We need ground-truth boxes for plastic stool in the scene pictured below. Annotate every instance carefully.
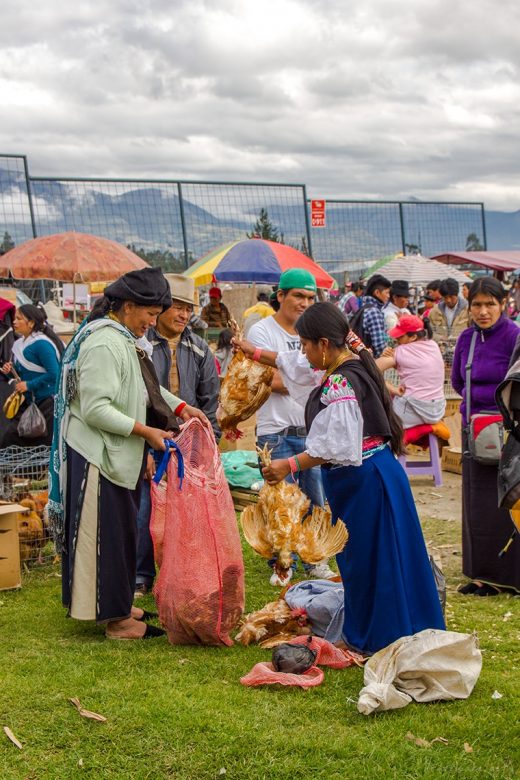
[398,432,443,487]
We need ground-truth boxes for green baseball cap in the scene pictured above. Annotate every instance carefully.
[278,268,317,292]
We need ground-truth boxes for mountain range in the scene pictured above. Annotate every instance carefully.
[1,165,519,273]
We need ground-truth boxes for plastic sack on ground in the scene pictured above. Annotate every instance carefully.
[151,418,245,646]
[220,450,263,489]
[357,629,482,715]
[240,636,364,688]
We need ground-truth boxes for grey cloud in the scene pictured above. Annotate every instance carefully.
[0,0,519,211]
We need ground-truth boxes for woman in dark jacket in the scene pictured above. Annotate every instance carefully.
[451,278,520,595]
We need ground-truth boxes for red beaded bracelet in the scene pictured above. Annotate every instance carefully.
[252,347,263,362]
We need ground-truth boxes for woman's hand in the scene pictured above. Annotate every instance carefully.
[179,404,207,423]
[381,346,394,358]
[144,452,155,480]
[143,426,175,451]
[262,458,291,485]
[231,337,255,357]
[15,381,28,393]
[0,361,12,375]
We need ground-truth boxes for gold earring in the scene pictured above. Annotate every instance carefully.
[322,351,326,368]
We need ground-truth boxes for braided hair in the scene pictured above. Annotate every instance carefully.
[295,302,403,455]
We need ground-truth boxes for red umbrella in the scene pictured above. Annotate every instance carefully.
[0,231,149,283]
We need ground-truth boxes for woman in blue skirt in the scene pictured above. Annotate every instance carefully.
[237,301,444,655]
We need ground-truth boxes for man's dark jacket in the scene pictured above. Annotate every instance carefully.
[147,325,220,438]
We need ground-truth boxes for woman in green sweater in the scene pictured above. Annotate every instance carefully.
[49,267,204,640]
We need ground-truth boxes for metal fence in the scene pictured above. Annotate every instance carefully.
[0,154,486,279]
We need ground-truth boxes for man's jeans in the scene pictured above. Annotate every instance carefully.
[257,432,325,572]
[135,480,155,588]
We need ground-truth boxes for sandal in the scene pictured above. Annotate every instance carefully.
[457,582,480,595]
[106,623,166,640]
[135,609,159,621]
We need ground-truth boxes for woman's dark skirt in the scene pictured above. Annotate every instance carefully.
[61,446,145,623]
[321,445,445,656]
[462,431,520,592]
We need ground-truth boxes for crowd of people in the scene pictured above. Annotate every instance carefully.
[0,263,518,652]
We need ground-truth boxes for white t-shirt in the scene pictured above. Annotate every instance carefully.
[248,317,307,435]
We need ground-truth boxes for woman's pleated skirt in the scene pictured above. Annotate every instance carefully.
[61,446,144,623]
[321,445,445,655]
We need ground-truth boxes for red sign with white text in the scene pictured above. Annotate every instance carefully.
[311,199,326,228]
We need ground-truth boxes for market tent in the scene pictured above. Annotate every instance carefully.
[363,254,471,285]
[432,251,520,273]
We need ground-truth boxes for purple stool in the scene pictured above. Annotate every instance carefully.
[398,432,443,487]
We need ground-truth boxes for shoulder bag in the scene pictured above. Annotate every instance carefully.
[464,331,504,465]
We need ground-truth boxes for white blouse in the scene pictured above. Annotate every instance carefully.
[276,351,364,466]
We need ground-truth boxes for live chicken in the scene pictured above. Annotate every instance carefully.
[240,444,349,580]
[217,349,274,439]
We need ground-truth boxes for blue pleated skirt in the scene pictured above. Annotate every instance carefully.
[321,445,445,655]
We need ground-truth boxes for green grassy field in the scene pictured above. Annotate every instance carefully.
[0,516,518,780]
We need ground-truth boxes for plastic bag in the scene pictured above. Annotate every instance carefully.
[220,450,263,489]
[272,640,317,673]
[429,555,446,615]
[17,400,47,438]
[357,628,482,715]
[151,418,245,646]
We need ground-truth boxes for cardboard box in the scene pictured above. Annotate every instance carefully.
[441,446,463,475]
[0,503,28,590]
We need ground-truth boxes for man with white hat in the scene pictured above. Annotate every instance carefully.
[134,273,220,597]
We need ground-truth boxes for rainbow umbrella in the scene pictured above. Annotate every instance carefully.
[184,239,335,289]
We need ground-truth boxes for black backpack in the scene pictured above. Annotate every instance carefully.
[348,303,373,349]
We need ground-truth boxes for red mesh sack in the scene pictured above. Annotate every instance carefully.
[285,636,365,668]
[150,418,245,646]
[240,636,364,688]
[240,663,324,688]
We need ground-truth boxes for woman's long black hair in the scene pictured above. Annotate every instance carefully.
[18,304,65,355]
[295,301,403,455]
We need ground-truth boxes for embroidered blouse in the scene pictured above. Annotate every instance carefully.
[276,352,368,466]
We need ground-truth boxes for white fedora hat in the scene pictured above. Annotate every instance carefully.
[164,274,196,307]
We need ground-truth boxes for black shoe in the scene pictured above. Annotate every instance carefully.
[136,609,159,621]
[457,582,480,595]
[142,624,166,638]
[474,584,500,597]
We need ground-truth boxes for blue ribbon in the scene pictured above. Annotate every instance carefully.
[152,439,184,488]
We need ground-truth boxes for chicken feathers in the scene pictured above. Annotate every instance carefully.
[240,444,349,578]
[217,350,274,439]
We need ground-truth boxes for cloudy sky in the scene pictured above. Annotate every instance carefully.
[1,0,519,210]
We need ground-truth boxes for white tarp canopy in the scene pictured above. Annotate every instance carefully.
[363,254,471,285]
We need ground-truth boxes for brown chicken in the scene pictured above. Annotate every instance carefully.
[17,498,45,562]
[217,349,274,439]
[235,599,310,647]
[240,444,349,580]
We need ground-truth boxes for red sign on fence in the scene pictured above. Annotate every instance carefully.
[311,199,326,228]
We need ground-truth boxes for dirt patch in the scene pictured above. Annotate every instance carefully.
[409,470,462,523]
